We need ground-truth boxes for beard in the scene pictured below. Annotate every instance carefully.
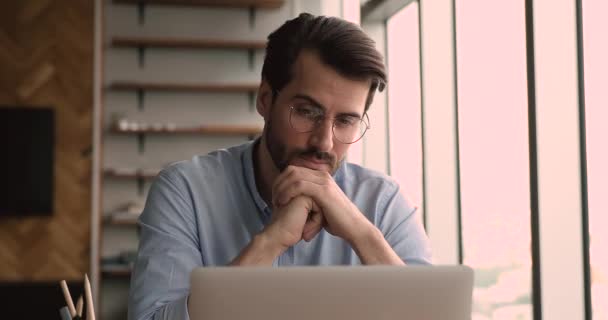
[264,116,342,174]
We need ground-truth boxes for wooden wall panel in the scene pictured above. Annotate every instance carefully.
[0,0,93,281]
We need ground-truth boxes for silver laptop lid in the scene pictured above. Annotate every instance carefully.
[189,265,473,320]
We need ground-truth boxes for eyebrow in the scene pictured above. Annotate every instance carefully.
[292,94,362,119]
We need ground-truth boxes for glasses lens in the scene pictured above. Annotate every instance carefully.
[290,106,369,143]
[333,118,368,144]
[290,106,316,132]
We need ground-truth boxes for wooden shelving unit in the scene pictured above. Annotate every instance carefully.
[112,37,266,50]
[113,0,284,9]
[97,0,285,317]
[109,81,259,93]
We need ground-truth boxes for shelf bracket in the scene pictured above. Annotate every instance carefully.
[137,132,146,154]
[137,175,145,196]
[138,2,146,25]
[137,89,145,111]
[138,46,146,69]
[248,92,256,111]
[248,49,255,70]
[248,7,256,29]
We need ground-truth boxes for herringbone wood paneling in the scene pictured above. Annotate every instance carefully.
[0,0,93,281]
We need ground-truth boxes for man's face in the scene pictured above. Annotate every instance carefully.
[260,50,371,175]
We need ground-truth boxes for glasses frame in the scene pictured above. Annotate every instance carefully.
[288,106,371,144]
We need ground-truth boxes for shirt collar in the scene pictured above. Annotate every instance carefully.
[242,138,271,223]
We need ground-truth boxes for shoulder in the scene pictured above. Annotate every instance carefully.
[339,162,399,195]
[158,143,247,186]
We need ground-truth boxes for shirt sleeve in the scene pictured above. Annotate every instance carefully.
[128,170,201,320]
[379,183,433,265]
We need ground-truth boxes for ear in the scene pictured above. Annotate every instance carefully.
[256,80,273,119]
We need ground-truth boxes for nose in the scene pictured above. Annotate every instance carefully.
[308,119,334,152]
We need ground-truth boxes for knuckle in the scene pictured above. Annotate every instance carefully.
[293,179,304,189]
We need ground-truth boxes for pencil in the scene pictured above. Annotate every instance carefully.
[84,274,96,320]
[60,280,77,317]
[76,295,84,317]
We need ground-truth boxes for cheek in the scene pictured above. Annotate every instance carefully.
[272,121,298,145]
[333,144,349,160]
[276,123,308,149]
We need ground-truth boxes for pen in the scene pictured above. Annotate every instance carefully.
[76,295,84,318]
[59,306,72,320]
[84,274,96,320]
[60,280,77,317]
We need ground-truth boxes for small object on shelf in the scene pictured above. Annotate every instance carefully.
[110,121,262,135]
[117,120,177,131]
[101,251,136,277]
[124,200,145,214]
[106,201,144,225]
[102,250,138,267]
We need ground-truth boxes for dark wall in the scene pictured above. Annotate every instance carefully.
[0,0,93,280]
[0,281,85,318]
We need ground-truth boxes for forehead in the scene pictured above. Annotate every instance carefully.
[281,50,371,116]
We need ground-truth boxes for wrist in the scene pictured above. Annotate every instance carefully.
[230,226,288,266]
[348,221,404,265]
[259,225,290,256]
[348,219,380,249]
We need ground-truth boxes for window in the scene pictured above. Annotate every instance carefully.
[582,0,608,318]
[386,2,424,217]
[455,1,532,319]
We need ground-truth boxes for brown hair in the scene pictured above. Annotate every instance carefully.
[262,13,387,112]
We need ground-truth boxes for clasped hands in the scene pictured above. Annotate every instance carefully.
[265,165,371,250]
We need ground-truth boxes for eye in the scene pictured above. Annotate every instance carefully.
[335,116,357,127]
[294,105,320,119]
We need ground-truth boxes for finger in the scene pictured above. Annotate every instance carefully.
[303,210,323,233]
[303,224,323,242]
[275,166,326,191]
[274,179,326,208]
[302,212,324,241]
[290,165,327,177]
[271,166,298,207]
[273,168,326,206]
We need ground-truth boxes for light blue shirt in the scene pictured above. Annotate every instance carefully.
[128,140,432,320]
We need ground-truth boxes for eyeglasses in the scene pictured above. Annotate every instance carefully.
[289,105,370,144]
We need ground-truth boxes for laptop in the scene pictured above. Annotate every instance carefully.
[188,265,474,320]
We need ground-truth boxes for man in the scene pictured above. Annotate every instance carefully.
[129,13,431,320]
